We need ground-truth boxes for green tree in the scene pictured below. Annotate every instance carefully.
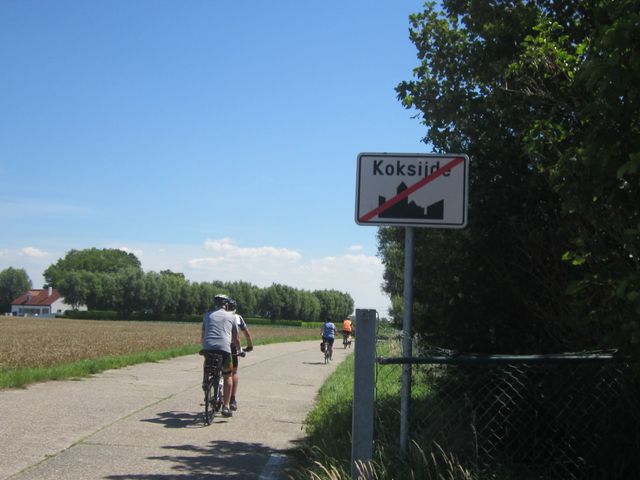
[386,0,639,356]
[226,280,259,316]
[261,284,285,321]
[113,269,145,317]
[299,290,321,322]
[314,289,354,322]
[57,271,92,310]
[0,267,32,312]
[44,248,142,287]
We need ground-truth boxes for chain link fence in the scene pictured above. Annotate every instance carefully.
[374,338,639,480]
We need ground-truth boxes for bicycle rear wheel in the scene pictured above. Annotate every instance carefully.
[213,373,223,412]
[204,378,215,425]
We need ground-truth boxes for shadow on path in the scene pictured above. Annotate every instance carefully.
[104,440,301,479]
[141,411,204,429]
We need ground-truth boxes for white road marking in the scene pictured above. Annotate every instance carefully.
[259,453,288,480]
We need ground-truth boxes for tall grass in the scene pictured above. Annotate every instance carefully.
[289,340,476,480]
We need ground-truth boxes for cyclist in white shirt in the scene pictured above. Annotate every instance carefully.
[228,299,254,411]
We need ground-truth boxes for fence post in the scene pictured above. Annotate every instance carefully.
[400,227,414,455]
[351,308,377,480]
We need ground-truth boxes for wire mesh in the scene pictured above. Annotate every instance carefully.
[374,338,639,480]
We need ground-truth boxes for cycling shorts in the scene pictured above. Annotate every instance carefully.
[202,349,232,375]
[231,344,240,370]
[322,336,335,346]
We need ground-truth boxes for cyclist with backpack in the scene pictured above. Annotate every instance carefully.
[321,318,336,361]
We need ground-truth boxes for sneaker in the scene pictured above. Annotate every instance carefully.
[230,399,238,411]
[221,406,232,418]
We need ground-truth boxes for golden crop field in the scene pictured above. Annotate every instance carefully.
[0,315,314,369]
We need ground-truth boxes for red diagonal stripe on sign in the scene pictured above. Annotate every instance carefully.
[359,156,464,222]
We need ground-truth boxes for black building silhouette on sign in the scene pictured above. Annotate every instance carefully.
[378,182,444,220]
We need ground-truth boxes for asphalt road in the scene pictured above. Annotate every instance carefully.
[0,340,351,479]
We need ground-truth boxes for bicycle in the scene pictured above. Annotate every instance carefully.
[200,350,224,425]
[200,348,249,425]
[321,340,333,364]
[342,332,352,349]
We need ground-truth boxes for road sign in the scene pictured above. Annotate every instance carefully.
[355,152,469,228]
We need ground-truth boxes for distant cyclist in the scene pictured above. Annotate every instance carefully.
[321,318,336,360]
[201,294,239,418]
[342,317,353,347]
[228,298,254,411]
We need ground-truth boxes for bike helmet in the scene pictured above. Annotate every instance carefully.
[213,294,230,309]
[227,299,237,311]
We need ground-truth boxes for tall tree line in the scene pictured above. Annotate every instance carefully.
[40,248,353,321]
[380,0,639,366]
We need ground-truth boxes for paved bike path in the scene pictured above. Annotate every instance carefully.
[0,340,351,479]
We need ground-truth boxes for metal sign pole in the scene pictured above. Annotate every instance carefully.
[400,226,414,455]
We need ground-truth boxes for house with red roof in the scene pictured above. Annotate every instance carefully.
[10,287,85,317]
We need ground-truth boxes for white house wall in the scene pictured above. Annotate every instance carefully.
[51,298,86,314]
[10,298,87,317]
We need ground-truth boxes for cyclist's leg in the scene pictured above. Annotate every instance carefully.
[230,345,239,410]
[328,337,334,359]
[220,352,233,416]
[321,336,329,362]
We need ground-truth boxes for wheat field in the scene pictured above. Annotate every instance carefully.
[0,315,315,369]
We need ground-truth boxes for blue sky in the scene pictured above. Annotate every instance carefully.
[0,1,428,316]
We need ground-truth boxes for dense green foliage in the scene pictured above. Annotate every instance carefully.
[40,248,354,321]
[0,267,32,313]
[44,248,142,283]
[380,0,640,364]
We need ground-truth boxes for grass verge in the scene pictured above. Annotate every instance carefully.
[289,338,475,480]
[0,345,200,389]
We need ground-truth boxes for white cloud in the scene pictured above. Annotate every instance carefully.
[0,238,391,317]
[118,246,144,257]
[182,240,388,313]
[19,247,48,258]
[187,257,228,269]
[183,238,390,314]
[204,237,301,261]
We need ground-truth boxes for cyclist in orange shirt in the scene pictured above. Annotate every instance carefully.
[342,317,353,348]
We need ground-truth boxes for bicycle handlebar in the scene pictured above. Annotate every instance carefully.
[238,346,253,357]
